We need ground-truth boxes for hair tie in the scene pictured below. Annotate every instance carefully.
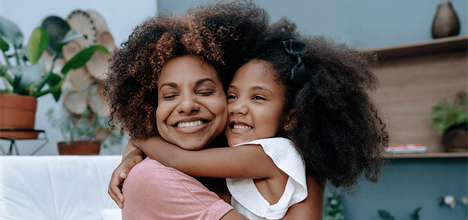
[283,39,309,85]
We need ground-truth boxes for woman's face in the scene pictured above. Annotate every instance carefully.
[156,55,228,150]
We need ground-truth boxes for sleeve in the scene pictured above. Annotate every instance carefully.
[122,157,233,220]
[226,137,307,219]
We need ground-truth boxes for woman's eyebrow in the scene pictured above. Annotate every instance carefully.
[159,82,177,91]
[196,78,216,85]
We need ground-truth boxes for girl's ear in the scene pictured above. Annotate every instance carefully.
[283,109,296,131]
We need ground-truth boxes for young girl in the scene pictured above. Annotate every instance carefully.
[128,16,389,219]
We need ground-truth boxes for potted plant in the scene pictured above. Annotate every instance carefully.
[46,105,121,155]
[0,16,108,139]
[323,192,346,220]
[429,91,468,152]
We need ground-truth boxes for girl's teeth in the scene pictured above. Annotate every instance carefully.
[177,121,204,128]
[233,125,252,130]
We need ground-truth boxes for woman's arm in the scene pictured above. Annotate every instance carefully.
[132,136,281,179]
[281,175,326,220]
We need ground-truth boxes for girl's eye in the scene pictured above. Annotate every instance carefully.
[227,94,237,100]
[252,95,266,101]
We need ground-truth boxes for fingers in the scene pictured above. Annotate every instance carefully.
[108,186,123,209]
[108,167,125,209]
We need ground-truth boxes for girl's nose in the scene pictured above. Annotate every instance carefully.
[229,99,248,115]
[176,94,200,114]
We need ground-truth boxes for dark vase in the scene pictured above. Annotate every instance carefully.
[442,122,467,152]
[432,1,460,39]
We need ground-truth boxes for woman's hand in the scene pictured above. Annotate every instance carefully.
[108,144,145,209]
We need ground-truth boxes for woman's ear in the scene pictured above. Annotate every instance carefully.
[283,109,296,131]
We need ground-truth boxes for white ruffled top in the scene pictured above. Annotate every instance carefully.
[226,137,307,220]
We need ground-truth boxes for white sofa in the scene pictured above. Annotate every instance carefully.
[0,156,122,220]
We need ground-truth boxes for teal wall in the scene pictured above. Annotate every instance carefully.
[158,0,467,49]
[333,158,468,219]
[158,1,468,219]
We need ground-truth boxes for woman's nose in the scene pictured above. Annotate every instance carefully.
[229,99,248,115]
[176,94,200,114]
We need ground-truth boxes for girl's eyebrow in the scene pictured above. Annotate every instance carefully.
[229,85,273,94]
[251,86,273,94]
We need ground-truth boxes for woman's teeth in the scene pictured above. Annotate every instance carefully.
[233,125,252,130]
[177,120,204,128]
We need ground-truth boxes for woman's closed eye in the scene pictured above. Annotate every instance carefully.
[162,93,178,100]
[196,89,216,96]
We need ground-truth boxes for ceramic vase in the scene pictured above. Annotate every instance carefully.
[432,1,460,39]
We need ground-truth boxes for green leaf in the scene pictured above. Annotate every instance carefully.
[27,27,49,64]
[10,63,44,93]
[61,45,109,74]
[47,73,62,101]
[56,30,82,54]
[0,38,9,52]
[0,16,24,50]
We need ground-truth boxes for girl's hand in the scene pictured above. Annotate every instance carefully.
[108,147,145,208]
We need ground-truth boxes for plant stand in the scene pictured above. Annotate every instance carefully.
[0,129,48,155]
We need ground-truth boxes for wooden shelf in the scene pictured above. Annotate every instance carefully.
[385,152,468,159]
[360,35,467,59]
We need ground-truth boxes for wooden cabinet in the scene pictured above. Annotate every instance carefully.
[360,36,468,158]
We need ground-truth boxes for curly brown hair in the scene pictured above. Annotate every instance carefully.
[224,17,390,189]
[104,0,268,138]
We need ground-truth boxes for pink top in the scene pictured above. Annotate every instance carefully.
[122,157,233,220]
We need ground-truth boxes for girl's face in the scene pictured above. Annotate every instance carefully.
[225,59,288,147]
[156,55,228,150]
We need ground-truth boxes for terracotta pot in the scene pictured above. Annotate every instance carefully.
[442,122,467,152]
[58,141,101,155]
[432,1,460,39]
[0,93,38,139]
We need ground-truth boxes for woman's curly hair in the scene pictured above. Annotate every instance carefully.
[226,17,390,189]
[104,0,268,139]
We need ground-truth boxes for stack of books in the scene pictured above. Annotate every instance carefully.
[386,144,427,154]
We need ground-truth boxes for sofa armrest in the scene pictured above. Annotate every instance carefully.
[0,156,121,220]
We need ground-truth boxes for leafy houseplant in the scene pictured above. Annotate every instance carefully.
[0,16,108,138]
[430,91,468,152]
[46,106,121,155]
[430,91,468,135]
[377,207,422,220]
[0,16,108,99]
[323,192,346,220]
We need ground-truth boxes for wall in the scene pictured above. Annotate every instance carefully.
[158,0,467,48]
[329,158,468,220]
[0,0,158,155]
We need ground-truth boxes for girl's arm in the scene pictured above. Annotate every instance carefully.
[132,136,281,179]
[281,175,326,220]
[108,141,146,208]
[122,140,142,160]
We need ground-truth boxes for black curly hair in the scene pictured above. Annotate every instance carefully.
[225,17,390,189]
[104,0,268,139]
